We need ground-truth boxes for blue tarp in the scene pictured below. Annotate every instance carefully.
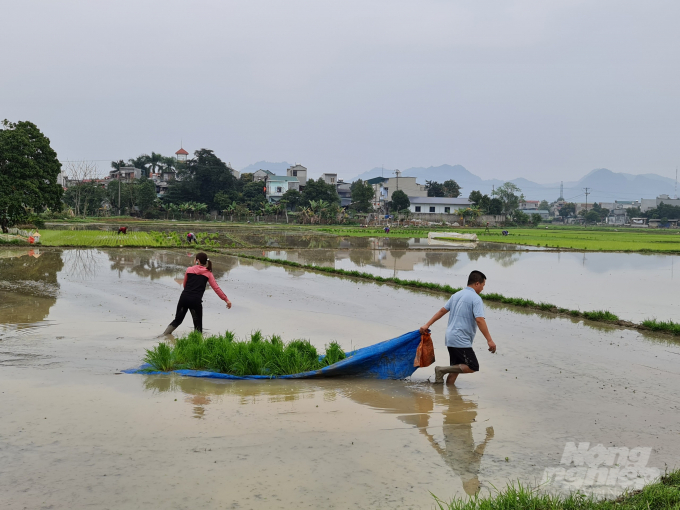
[123,330,422,380]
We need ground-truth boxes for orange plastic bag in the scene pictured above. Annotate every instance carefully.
[414,330,435,368]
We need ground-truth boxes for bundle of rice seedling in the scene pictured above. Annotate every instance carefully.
[143,331,346,376]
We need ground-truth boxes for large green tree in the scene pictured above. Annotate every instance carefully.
[559,202,576,217]
[242,180,267,210]
[426,180,445,197]
[495,182,524,214]
[164,149,238,210]
[0,120,63,232]
[350,179,374,212]
[443,179,461,198]
[301,178,340,207]
[390,190,410,212]
[135,177,158,216]
[280,188,302,210]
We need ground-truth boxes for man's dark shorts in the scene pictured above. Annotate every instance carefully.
[447,347,479,372]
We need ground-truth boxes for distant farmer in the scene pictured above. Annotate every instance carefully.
[419,270,496,385]
[384,226,390,234]
[117,226,127,235]
[502,230,509,236]
[484,222,490,233]
[163,252,231,335]
[187,232,197,244]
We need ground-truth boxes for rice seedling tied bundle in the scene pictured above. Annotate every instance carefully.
[144,330,346,376]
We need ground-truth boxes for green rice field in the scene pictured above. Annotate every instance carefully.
[39,230,175,247]
[468,228,680,252]
[38,230,219,248]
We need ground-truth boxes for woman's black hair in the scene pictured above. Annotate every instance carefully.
[195,252,212,272]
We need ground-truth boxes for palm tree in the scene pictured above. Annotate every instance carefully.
[179,202,190,219]
[194,202,208,220]
[128,154,151,177]
[147,152,163,177]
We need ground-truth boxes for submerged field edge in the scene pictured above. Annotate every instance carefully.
[432,469,680,510]
[226,252,680,337]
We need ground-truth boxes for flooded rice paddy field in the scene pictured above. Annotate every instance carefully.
[247,247,680,323]
[1,247,680,509]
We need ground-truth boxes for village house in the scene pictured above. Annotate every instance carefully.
[336,180,352,208]
[641,195,680,212]
[321,173,337,185]
[266,175,300,203]
[253,169,275,182]
[606,208,627,225]
[407,197,472,214]
[519,200,540,210]
[367,173,428,210]
[287,164,308,187]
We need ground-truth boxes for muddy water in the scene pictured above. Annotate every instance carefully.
[247,248,680,322]
[1,248,679,509]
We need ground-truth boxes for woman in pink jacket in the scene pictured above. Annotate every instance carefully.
[163,252,232,335]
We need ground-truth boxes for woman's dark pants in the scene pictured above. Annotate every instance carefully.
[170,294,203,332]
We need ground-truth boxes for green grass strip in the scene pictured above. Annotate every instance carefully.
[144,330,346,376]
[432,469,680,509]
[228,253,680,337]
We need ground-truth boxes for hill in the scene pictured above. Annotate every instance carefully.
[349,165,676,202]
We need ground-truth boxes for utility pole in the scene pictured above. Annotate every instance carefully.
[491,185,495,197]
[560,181,564,201]
[118,168,121,216]
[583,187,590,215]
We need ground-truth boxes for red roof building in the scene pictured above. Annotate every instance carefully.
[175,147,188,162]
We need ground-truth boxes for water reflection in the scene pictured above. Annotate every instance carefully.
[106,250,237,280]
[142,375,319,418]
[247,247,520,272]
[0,249,62,327]
[343,382,493,496]
[140,375,492,493]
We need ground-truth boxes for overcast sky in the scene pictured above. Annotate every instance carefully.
[2,0,679,181]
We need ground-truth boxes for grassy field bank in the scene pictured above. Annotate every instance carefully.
[434,469,680,510]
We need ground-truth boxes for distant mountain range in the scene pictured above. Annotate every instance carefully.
[348,165,678,202]
[241,161,677,202]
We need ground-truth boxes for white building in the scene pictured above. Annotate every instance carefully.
[519,200,540,210]
[287,165,308,186]
[518,209,550,219]
[321,173,337,185]
[408,197,472,214]
[641,195,680,212]
[266,176,300,203]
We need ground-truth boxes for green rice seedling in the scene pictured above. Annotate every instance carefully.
[143,332,346,376]
[558,308,569,313]
[144,342,175,372]
[538,302,555,311]
[642,319,680,335]
[582,310,619,322]
[323,341,346,366]
[570,310,581,316]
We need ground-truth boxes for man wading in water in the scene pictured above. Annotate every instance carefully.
[419,270,496,384]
